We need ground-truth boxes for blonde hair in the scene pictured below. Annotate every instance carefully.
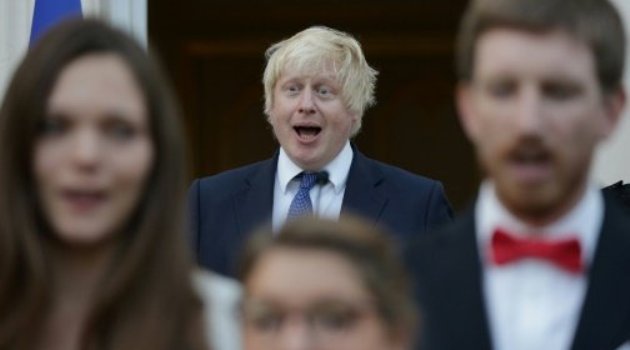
[263,26,378,135]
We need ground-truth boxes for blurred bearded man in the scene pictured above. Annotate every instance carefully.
[406,0,630,349]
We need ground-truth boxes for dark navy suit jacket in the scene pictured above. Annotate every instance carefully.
[188,148,453,277]
[405,191,630,350]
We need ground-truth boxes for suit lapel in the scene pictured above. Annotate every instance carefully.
[571,194,630,350]
[428,210,493,349]
[234,156,277,238]
[342,149,388,222]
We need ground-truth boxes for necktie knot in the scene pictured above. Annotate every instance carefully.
[491,228,583,274]
[298,172,318,190]
[287,172,320,219]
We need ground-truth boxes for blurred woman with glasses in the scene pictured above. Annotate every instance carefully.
[238,216,417,350]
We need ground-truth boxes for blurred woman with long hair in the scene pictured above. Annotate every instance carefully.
[0,19,212,350]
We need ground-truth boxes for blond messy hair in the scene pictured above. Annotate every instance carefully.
[263,26,378,136]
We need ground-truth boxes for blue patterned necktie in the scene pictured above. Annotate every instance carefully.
[287,172,319,219]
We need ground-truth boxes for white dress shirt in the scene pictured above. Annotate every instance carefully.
[193,269,242,350]
[475,181,604,350]
[272,141,353,231]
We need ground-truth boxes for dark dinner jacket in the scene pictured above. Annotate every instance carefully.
[188,148,453,277]
[405,191,630,350]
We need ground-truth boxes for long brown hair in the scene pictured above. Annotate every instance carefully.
[0,19,206,350]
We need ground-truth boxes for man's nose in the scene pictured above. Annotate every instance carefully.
[514,87,545,135]
[297,88,316,115]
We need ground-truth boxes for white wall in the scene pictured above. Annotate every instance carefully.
[593,0,630,185]
[0,0,146,101]
[0,0,35,100]
[82,0,147,47]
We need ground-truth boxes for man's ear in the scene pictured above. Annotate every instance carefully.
[456,82,479,142]
[265,108,273,125]
[599,86,626,140]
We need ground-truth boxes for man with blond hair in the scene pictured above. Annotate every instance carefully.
[189,26,452,277]
[406,0,630,349]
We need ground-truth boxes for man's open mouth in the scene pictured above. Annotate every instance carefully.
[510,146,551,165]
[293,126,322,140]
[294,126,322,137]
[507,144,554,183]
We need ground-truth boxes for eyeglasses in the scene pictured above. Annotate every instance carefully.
[240,297,377,343]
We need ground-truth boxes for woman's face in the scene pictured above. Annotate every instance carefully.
[34,53,153,247]
[242,247,405,350]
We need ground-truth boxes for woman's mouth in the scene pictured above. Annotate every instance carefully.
[62,189,107,212]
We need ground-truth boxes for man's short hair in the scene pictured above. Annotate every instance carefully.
[457,0,626,93]
[263,26,378,135]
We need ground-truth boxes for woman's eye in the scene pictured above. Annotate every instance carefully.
[246,311,284,332]
[310,306,359,332]
[39,117,68,137]
[104,121,138,141]
[256,314,282,332]
[487,81,516,98]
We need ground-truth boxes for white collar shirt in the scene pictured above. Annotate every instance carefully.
[475,180,603,350]
[272,141,353,231]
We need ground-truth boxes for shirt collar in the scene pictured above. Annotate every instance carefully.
[476,180,604,267]
[277,141,353,194]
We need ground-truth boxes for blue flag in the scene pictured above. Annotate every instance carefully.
[30,0,82,46]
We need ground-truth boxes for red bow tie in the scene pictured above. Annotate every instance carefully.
[491,228,583,273]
